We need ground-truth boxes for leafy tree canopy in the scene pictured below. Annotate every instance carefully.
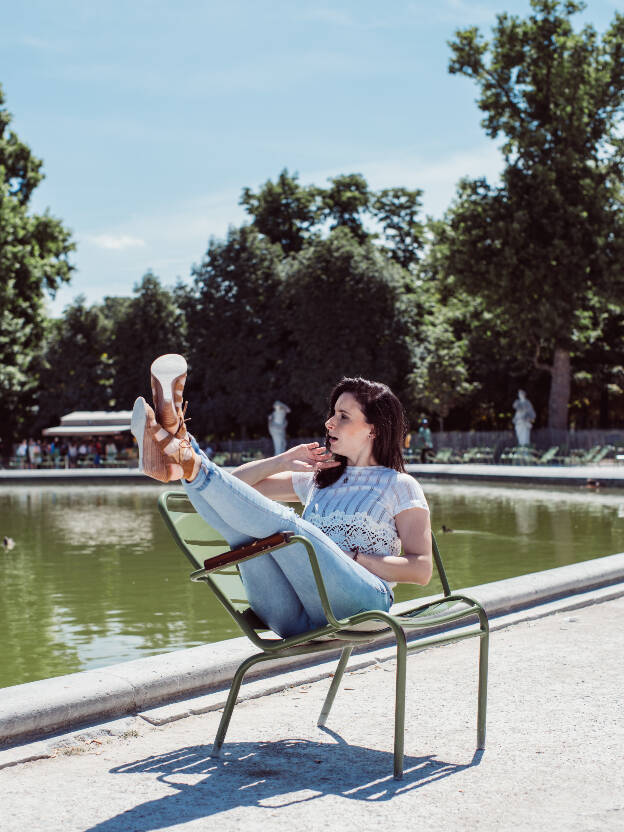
[36,297,112,433]
[109,272,188,411]
[181,226,287,437]
[281,227,415,420]
[320,173,371,244]
[371,187,424,270]
[440,0,624,427]
[239,169,321,255]
[0,84,74,440]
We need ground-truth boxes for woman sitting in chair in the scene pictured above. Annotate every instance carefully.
[132,355,433,637]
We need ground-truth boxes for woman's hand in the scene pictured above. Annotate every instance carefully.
[282,442,341,473]
[231,441,339,501]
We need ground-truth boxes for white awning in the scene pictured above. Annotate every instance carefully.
[42,410,132,436]
[42,424,131,436]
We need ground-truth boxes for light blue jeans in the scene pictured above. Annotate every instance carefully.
[182,447,393,637]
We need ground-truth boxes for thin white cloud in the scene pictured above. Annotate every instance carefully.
[298,5,406,31]
[47,145,504,316]
[300,143,504,218]
[87,234,146,251]
[52,47,381,98]
[20,35,67,51]
[302,8,355,26]
[407,0,501,26]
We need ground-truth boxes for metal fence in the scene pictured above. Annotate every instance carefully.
[432,428,624,454]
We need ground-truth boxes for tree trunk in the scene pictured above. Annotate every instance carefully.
[548,347,571,429]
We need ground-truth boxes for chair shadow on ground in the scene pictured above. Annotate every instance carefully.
[85,731,484,832]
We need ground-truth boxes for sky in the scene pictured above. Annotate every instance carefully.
[1,0,620,316]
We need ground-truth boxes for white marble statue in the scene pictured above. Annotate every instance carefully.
[268,400,290,456]
[513,389,536,446]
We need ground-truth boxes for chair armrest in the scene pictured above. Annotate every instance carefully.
[190,531,295,578]
[191,531,393,634]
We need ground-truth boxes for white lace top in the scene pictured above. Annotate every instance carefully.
[291,467,429,563]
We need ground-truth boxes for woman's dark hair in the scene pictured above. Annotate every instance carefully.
[315,377,407,488]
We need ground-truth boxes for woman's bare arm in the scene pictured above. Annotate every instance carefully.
[353,507,433,585]
[230,442,339,502]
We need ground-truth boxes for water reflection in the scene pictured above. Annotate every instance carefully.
[52,505,154,551]
[1,482,624,688]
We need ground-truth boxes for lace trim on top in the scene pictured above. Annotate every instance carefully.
[303,508,402,558]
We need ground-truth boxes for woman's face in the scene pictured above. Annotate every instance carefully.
[325,392,376,465]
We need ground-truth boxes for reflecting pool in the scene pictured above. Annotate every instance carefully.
[1,481,623,688]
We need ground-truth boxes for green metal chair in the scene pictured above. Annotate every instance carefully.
[158,490,489,780]
[536,445,566,466]
[431,447,463,464]
[499,445,541,465]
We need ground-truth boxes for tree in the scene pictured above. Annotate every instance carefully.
[108,272,188,411]
[36,297,112,431]
[0,85,74,439]
[181,226,286,438]
[568,300,624,428]
[371,187,425,270]
[444,0,624,428]
[281,227,414,422]
[320,174,371,244]
[239,169,321,255]
[405,279,481,431]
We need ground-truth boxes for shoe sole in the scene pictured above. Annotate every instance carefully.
[150,354,187,432]
[131,397,147,474]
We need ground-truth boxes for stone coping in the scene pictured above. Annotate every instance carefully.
[2,462,624,486]
[406,462,624,487]
[1,462,615,495]
[1,553,623,747]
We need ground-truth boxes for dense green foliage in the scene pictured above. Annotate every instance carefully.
[180,226,286,436]
[441,0,624,427]
[0,84,74,442]
[2,1,624,446]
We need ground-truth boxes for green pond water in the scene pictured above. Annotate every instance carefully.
[1,480,624,689]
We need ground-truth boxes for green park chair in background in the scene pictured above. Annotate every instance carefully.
[499,446,541,465]
[158,491,489,780]
[430,447,463,464]
[461,447,494,464]
[536,445,562,465]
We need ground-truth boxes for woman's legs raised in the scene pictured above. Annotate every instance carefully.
[132,363,393,637]
[183,449,392,637]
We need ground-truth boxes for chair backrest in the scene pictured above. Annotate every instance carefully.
[158,491,258,637]
[539,446,559,462]
[431,532,451,596]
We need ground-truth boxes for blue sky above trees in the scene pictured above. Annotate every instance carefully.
[1,0,618,315]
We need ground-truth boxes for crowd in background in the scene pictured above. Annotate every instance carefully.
[9,437,136,469]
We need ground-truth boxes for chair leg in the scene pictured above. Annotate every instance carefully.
[317,645,353,727]
[211,653,266,757]
[477,629,489,749]
[393,632,408,780]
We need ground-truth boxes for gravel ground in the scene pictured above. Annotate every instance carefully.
[2,597,623,832]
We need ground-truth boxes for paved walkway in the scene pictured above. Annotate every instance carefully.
[2,597,623,831]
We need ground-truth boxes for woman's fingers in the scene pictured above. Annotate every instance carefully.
[307,445,331,460]
[315,459,341,469]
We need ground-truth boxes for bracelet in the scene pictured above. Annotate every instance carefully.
[353,549,359,562]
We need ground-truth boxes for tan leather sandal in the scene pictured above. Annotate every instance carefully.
[150,354,188,438]
[131,396,199,482]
